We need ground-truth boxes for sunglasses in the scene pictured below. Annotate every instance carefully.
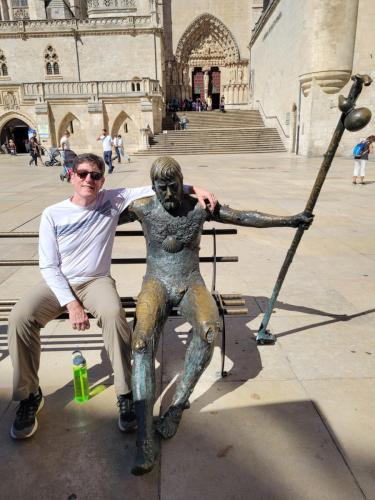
[76,170,103,181]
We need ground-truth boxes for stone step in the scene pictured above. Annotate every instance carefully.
[166,110,265,130]
[146,110,285,155]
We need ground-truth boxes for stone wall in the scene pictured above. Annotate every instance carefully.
[0,19,161,82]
[249,0,375,157]
[0,15,163,152]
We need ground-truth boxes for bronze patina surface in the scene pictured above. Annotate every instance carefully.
[119,156,312,475]
[257,74,372,345]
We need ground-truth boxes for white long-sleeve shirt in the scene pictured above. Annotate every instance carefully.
[39,186,153,306]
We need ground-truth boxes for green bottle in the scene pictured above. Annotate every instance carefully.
[72,350,90,403]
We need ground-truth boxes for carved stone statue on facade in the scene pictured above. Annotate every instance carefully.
[3,92,18,110]
[238,64,244,83]
[119,156,312,476]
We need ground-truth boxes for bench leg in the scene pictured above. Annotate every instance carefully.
[219,309,227,378]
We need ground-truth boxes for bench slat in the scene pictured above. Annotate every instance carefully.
[0,228,238,238]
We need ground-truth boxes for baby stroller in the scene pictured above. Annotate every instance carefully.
[44,147,62,167]
[59,149,77,182]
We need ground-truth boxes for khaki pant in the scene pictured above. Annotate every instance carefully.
[8,276,132,400]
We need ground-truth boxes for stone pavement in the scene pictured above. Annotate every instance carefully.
[0,152,374,500]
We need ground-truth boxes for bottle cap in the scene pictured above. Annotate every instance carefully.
[72,350,86,366]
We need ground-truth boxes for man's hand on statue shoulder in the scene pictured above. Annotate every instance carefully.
[291,211,314,230]
[190,185,217,212]
[66,299,90,331]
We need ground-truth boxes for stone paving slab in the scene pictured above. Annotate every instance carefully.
[0,153,374,498]
[273,314,375,380]
[0,387,159,500]
[160,380,363,500]
[302,378,375,499]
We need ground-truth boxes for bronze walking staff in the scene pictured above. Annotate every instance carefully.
[257,74,373,344]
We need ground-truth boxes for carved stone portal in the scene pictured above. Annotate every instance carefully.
[167,13,248,105]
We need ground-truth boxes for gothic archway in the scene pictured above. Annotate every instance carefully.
[111,110,138,150]
[168,14,248,106]
[0,111,37,153]
[57,112,83,149]
[175,13,240,67]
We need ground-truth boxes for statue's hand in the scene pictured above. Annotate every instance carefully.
[132,336,147,352]
[291,211,314,229]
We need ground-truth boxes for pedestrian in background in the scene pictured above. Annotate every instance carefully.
[8,139,16,155]
[29,134,43,167]
[352,135,375,184]
[97,129,114,174]
[59,130,71,166]
[220,95,225,113]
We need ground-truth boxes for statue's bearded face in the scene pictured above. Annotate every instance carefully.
[153,175,183,212]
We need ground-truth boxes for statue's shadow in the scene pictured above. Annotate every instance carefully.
[1,297,374,413]
[156,295,375,414]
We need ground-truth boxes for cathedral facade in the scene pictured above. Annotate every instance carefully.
[0,0,373,156]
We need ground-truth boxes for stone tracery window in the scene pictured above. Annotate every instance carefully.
[131,77,141,92]
[44,46,60,76]
[0,51,8,76]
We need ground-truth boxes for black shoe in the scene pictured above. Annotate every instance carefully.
[108,169,113,174]
[117,394,137,432]
[10,387,44,440]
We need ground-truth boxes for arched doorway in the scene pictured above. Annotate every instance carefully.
[58,112,83,150]
[192,66,221,109]
[111,110,138,150]
[1,118,30,153]
[169,13,248,107]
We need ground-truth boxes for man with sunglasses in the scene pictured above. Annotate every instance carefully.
[7,153,216,440]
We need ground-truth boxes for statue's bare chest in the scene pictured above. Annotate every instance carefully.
[142,205,206,253]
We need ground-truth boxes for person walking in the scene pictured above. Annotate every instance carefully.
[352,135,375,184]
[112,134,122,164]
[97,129,114,174]
[28,134,42,167]
[180,114,189,130]
[59,130,71,165]
[112,134,130,164]
[220,95,225,113]
[8,139,16,155]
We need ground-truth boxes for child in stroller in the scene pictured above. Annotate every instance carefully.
[44,147,62,167]
[59,149,77,182]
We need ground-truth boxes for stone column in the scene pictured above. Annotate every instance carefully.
[35,101,53,148]
[28,0,47,19]
[299,0,359,96]
[0,0,10,20]
[203,68,210,100]
[139,128,150,150]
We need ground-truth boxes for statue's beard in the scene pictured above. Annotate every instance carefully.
[162,199,180,211]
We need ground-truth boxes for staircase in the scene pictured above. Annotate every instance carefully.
[136,110,286,155]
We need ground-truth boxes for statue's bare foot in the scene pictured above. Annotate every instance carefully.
[131,438,158,476]
[156,405,184,440]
